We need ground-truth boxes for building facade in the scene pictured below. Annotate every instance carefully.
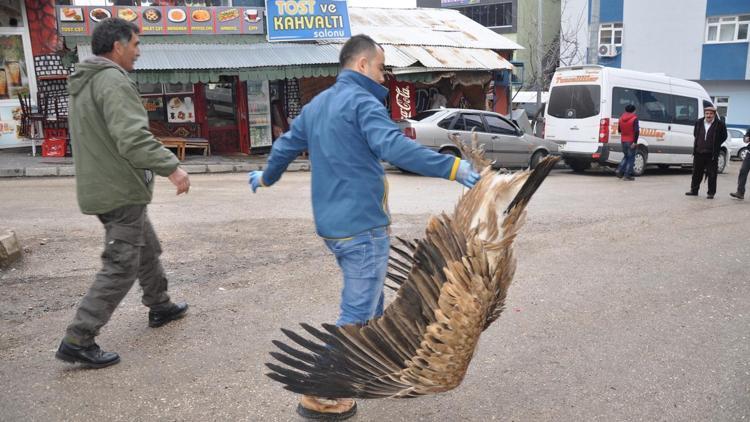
[562,0,750,128]
[417,0,562,91]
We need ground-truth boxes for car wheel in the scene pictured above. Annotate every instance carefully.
[529,150,548,169]
[566,159,590,173]
[717,150,727,174]
[439,147,460,158]
[633,149,647,177]
[740,148,748,161]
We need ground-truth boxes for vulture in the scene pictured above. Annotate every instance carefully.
[266,136,560,399]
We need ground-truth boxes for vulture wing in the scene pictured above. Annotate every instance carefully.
[266,144,559,399]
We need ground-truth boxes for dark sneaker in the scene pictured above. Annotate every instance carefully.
[55,341,120,369]
[297,396,357,421]
[148,301,188,328]
[685,191,698,196]
[615,171,623,178]
[707,194,715,199]
[730,192,744,200]
[624,176,635,181]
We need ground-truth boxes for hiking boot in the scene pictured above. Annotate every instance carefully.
[55,341,120,369]
[297,395,357,420]
[148,301,188,328]
[730,192,744,200]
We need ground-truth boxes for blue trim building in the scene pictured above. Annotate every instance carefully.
[564,0,750,128]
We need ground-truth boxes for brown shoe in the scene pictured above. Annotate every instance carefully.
[297,395,357,420]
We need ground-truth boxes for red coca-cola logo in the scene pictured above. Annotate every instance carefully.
[395,86,411,119]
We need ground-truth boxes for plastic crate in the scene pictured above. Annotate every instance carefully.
[42,137,66,157]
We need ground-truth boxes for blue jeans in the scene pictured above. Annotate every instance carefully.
[324,226,391,327]
[617,142,636,177]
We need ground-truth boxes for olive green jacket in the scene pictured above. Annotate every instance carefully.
[68,56,179,215]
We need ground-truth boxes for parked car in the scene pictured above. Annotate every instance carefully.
[396,108,560,169]
[726,127,748,161]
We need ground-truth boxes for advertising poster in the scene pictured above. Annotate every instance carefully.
[56,6,264,36]
[166,96,195,123]
[389,80,416,120]
[0,35,31,101]
[0,104,24,148]
[266,0,350,41]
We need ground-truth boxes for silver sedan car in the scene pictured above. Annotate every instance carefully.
[396,108,559,169]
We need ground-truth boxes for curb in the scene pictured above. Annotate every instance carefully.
[0,160,322,178]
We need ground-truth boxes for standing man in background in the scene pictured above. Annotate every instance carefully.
[616,104,639,181]
[686,105,727,199]
[56,18,190,369]
[730,128,750,200]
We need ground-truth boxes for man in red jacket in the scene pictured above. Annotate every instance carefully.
[616,104,640,180]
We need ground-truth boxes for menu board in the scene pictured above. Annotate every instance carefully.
[56,6,265,36]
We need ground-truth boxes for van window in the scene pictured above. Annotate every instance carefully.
[673,95,699,126]
[612,87,673,124]
[640,91,672,123]
[548,85,600,119]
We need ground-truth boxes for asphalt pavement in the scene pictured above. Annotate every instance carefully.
[0,163,748,421]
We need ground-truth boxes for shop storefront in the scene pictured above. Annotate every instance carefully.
[8,1,520,156]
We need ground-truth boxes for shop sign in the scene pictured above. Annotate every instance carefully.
[56,6,265,36]
[266,0,351,42]
[389,80,416,121]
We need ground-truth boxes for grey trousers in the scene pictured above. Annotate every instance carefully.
[65,204,171,346]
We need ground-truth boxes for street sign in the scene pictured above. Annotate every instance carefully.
[265,0,351,42]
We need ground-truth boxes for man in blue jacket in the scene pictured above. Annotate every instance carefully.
[248,34,479,420]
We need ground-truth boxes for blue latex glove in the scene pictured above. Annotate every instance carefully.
[248,171,265,193]
[455,160,480,189]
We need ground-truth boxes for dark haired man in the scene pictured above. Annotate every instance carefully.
[616,104,639,180]
[55,18,190,369]
[248,34,480,419]
[686,105,727,199]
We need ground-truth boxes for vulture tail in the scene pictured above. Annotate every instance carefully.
[505,156,560,214]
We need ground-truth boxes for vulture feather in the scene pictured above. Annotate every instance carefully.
[266,133,560,398]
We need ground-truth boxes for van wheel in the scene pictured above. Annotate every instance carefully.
[529,150,548,169]
[717,150,727,174]
[566,159,590,173]
[633,149,647,177]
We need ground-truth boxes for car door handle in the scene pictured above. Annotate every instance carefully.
[491,136,500,139]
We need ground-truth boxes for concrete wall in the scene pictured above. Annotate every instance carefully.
[620,0,706,80]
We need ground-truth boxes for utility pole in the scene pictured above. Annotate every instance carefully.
[535,0,543,135]
[588,0,600,64]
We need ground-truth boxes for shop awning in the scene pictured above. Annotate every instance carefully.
[77,43,511,84]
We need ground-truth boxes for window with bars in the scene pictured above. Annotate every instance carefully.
[599,23,623,47]
[705,15,750,43]
[710,96,729,118]
[457,2,513,28]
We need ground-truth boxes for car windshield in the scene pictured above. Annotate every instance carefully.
[548,85,601,119]
[411,110,443,121]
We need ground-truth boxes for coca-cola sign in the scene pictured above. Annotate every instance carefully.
[389,80,416,120]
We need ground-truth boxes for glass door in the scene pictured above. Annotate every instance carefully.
[205,76,240,154]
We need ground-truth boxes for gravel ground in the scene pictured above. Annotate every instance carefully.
[0,165,748,421]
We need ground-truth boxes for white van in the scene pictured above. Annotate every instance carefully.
[545,65,729,176]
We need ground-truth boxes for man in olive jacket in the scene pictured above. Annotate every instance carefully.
[55,18,190,369]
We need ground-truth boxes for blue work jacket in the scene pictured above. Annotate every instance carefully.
[262,69,460,239]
